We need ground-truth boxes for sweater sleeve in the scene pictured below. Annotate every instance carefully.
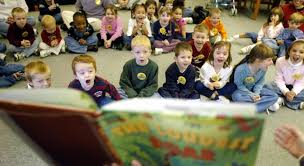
[269,23,284,39]
[126,19,134,36]
[119,63,138,98]
[293,30,304,39]
[200,63,211,88]
[234,65,253,95]
[218,66,233,89]
[292,73,304,95]
[105,81,121,100]
[110,17,124,41]
[144,18,152,37]
[218,22,227,40]
[180,67,196,98]
[257,26,265,41]
[138,64,158,97]
[41,30,51,46]
[274,58,290,95]
[253,71,265,95]
[100,17,107,40]
[55,26,62,42]
[163,65,180,97]
[7,25,21,47]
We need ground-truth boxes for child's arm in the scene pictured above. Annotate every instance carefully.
[119,63,139,98]
[253,71,266,96]
[274,58,290,95]
[268,23,284,39]
[55,26,62,43]
[152,21,162,41]
[144,19,152,37]
[105,81,121,100]
[109,17,124,42]
[293,30,304,40]
[217,66,233,89]
[199,63,213,90]
[276,30,284,45]
[257,26,265,42]
[27,25,36,45]
[163,65,180,97]
[181,24,186,39]
[126,19,135,36]
[180,67,196,98]
[137,65,158,97]
[292,72,304,96]
[218,22,227,40]
[7,26,21,47]
[234,65,254,95]
[100,17,108,41]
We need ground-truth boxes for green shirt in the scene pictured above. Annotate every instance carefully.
[119,59,158,98]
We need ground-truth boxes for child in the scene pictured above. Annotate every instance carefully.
[96,4,124,50]
[7,7,39,61]
[276,12,304,57]
[38,0,62,24]
[172,6,187,40]
[153,6,180,55]
[124,4,153,50]
[145,0,158,24]
[195,41,236,103]
[266,40,304,110]
[119,35,158,98]
[231,44,279,113]
[158,42,199,99]
[201,8,227,44]
[113,0,140,10]
[230,7,284,55]
[188,24,211,70]
[164,0,173,10]
[64,10,98,54]
[40,15,65,58]
[25,61,51,89]
[68,54,121,107]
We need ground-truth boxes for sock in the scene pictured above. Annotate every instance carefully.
[233,34,240,39]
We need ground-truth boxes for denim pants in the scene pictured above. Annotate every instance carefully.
[245,32,258,43]
[0,16,36,36]
[262,38,279,55]
[64,35,98,54]
[232,87,278,113]
[195,81,237,99]
[39,13,63,24]
[265,82,304,110]
[0,63,24,87]
[0,43,6,53]
[7,39,39,57]
[98,96,113,107]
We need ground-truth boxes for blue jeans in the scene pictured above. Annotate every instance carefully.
[265,82,304,110]
[98,96,113,107]
[64,35,98,54]
[245,32,258,43]
[278,39,293,57]
[0,16,36,36]
[0,63,24,87]
[7,39,39,57]
[39,13,63,24]
[262,38,279,55]
[232,87,278,113]
[195,81,237,99]
[0,43,6,53]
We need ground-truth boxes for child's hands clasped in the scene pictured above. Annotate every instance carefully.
[251,95,261,102]
[285,91,296,102]
[21,40,31,48]
[105,40,112,48]
[162,39,169,46]
[51,40,58,47]
[79,39,87,45]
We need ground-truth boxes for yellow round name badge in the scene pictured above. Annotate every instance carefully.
[244,76,255,84]
[107,25,112,31]
[292,73,303,80]
[22,31,28,38]
[137,73,147,81]
[211,74,220,82]
[177,76,186,85]
[95,0,101,5]
[159,27,167,35]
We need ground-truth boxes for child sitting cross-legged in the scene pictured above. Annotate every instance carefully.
[68,55,121,107]
[158,42,199,99]
[25,61,51,89]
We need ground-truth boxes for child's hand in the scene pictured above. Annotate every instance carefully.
[163,40,169,46]
[208,83,214,90]
[22,40,31,48]
[48,5,56,10]
[79,39,87,45]
[285,91,296,102]
[251,95,261,102]
[51,40,58,47]
[105,40,112,48]
[277,40,284,45]
[212,81,221,89]
[6,16,14,24]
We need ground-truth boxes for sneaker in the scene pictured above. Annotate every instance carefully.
[14,52,25,61]
[277,97,284,106]
[268,102,280,112]
[0,53,6,61]
[265,109,270,115]
[61,44,66,53]
[240,44,256,55]
[116,43,124,50]
[155,48,163,55]
[40,50,51,58]
[87,45,98,52]
[33,28,38,36]
[300,102,304,110]
[216,96,230,103]
[227,34,239,42]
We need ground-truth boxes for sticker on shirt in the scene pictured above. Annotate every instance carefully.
[22,31,28,38]
[210,74,220,82]
[50,35,57,41]
[292,73,303,80]
[95,0,101,5]
[94,91,104,98]
[244,76,255,84]
[177,76,186,85]
[159,27,167,35]
[193,54,204,63]
[210,28,218,37]
[107,25,113,31]
[137,73,147,81]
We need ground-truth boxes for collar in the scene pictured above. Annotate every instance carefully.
[288,58,303,67]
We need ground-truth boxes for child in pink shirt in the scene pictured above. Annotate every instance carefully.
[266,40,304,110]
[97,4,124,50]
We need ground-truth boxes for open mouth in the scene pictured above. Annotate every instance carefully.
[217,59,224,63]
[85,79,91,85]
[292,56,300,62]
[139,60,145,64]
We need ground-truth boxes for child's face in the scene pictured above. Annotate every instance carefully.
[213,46,229,65]
[74,16,87,32]
[289,43,304,64]
[105,9,115,21]
[288,21,302,29]
[13,12,27,28]
[209,13,221,26]
[175,50,192,72]
[75,63,96,91]
[29,73,51,89]
[256,58,273,71]
[293,0,303,8]
[118,0,128,8]
[45,24,56,33]
[160,12,171,25]
[173,8,183,21]
[147,4,156,15]
[192,31,209,46]
[270,14,279,23]
[132,45,151,66]
[165,3,173,10]
[134,7,146,22]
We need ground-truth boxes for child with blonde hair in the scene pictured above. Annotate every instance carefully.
[40,15,65,58]
[266,40,304,110]
[25,61,51,89]
[153,6,180,55]
[201,8,227,44]
[7,7,39,61]
[119,35,158,98]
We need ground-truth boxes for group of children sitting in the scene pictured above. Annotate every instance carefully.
[0,0,304,114]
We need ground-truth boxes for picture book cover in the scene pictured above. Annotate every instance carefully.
[99,99,264,166]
